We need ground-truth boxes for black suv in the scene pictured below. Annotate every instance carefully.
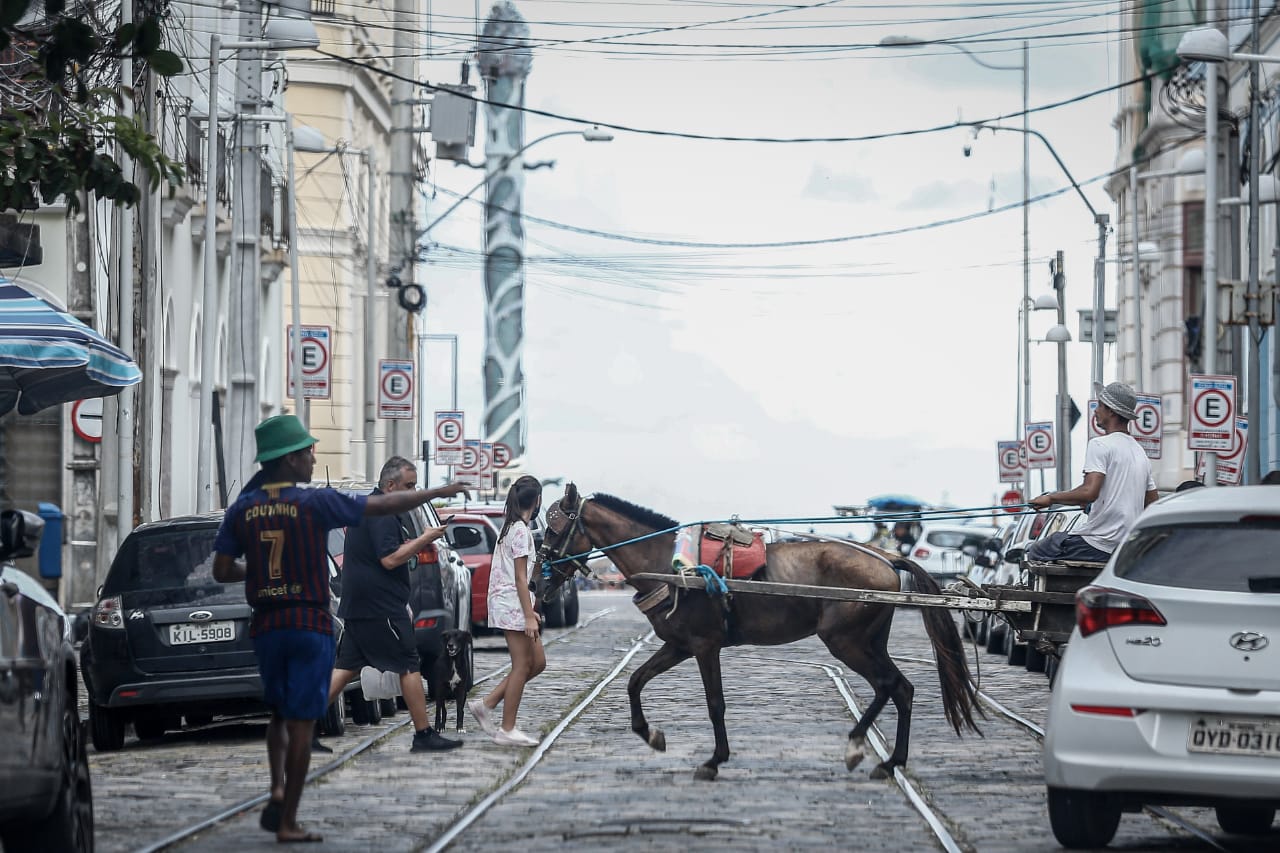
[80,513,265,750]
[0,509,94,852]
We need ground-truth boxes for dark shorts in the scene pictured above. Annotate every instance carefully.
[252,629,336,721]
[1027,532,1111,563]
[334,615,419,675]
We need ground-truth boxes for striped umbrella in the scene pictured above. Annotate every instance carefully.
[0,279,142,415]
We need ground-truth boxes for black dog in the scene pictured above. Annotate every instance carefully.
[430,629,472,733]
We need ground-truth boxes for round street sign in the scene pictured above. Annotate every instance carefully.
[1000,447,1020,470]
[1001,489,1023,512]
[492,442,512,468]
[1219,423,1247,462]
[1027,428,1053,454]
[300,337,328,376]
[436,418,462,445]
[71,398,104,443]
[460,446,479,472]
[1133,401,1161,437]
[1192,388,1232,428]
[381,368,412,401]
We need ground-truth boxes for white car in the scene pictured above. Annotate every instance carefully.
[905,523,1001,581]
[1043,485,1280,848]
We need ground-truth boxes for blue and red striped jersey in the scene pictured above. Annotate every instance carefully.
[215,483,366,637]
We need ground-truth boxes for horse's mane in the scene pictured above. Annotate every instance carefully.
[592,493,680,532]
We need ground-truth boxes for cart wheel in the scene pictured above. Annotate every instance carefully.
[985,622,1006,655]
[1007,636,1028,667]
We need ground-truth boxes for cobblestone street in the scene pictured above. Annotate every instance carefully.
[69,591,1278,852]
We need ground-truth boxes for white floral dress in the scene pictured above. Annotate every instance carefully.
[487,520,534,631]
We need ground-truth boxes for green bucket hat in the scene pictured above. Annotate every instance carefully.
[254,414,317,463]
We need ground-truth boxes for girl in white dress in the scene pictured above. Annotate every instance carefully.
[468,475,546,746]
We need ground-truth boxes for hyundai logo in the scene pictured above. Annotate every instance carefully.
[188,610,214,622]
[1229,631,1269,652]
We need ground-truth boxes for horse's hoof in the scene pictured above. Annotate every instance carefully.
[869,763,893,781]
[693,765,718,781]
[648,728,666,752]
[844,738,866,771]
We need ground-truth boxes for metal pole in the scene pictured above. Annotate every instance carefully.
[1093,214,1110,390]
[1245,0,1262,484]
[1021,40,1031,505]
[1056,251,1071,491]
[1204,0,1221,486]
[365,147,378,481]
[389,0,415,456]
[229,0,264,493]
[197,36,221,512]
[118,0,135,539]
[1131,165,1145,389]
[286,115,306,427]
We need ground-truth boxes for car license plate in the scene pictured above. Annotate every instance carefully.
[1187,715,1280,758]
[169,621,235,645]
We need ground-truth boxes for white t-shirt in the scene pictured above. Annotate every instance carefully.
[1075,431,1157,552]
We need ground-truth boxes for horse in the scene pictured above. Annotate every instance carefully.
[538,483,982,782]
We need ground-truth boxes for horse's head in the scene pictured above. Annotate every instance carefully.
[538,482,592,603]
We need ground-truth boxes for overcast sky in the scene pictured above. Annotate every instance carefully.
[414,0,1123,528]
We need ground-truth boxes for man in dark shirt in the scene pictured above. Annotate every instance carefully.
[325,455,467,751]
[212,417,466,842]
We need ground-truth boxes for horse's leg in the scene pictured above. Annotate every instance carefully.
[820,610,914,780]
[691,649,729,781]
[628,641,690,752]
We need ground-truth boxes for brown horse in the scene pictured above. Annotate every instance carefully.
[539,484,981,781]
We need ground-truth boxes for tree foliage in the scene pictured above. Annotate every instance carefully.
[0,0,184,212]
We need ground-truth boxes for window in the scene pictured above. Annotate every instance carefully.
[1113,520,1280,592]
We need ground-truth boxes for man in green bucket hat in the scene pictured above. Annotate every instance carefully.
[213,414,470,843]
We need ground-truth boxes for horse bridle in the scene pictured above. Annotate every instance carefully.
[540,495,593,592]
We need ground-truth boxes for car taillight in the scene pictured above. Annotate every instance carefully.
[92,595,124,629]
[1070,704,1141,717]
[415,616,438,630]
[1076,586,1166,638]
[912,546,931,559]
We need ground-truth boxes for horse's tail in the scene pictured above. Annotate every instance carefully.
[893,558,984,736]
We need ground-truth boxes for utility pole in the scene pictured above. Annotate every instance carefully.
[66,192,99,609]
[228,0,265,493]
[387,0,417,460]
[1245,0,1263,483]
[1055,251,1071,491]
[117,0,136,542]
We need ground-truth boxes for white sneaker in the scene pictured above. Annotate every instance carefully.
[467,699,497,736]
[493,726,539,747]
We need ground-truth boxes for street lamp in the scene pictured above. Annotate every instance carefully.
[196,15,320,512]
[290,126,379,480]
[880,35,1032,492]
[1177,16,1279,484]
[413,128,613,249]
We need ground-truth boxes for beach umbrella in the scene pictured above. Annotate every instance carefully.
[0,279,141,415]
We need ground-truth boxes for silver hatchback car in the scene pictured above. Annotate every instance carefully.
[1043,485,1280,848]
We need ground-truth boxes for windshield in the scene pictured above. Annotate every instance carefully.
[104,526,242,602]
[1113,519,1280,592]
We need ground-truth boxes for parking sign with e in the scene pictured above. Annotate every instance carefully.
[1132,393,1162,459]
[1025,421,1055,469]
[1188,374,1235,451]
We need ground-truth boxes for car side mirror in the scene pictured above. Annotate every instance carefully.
[448,525,482,550]
[1005,546,1025,563]
[0,508,44,562]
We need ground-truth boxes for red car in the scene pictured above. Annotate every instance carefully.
[439,503,580,630]
[439,510,501,633]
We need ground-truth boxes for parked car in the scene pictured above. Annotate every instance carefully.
[80,513,265,751]
[1043,485,1280,848]
[439,502,580,629]
[0,509,94,852]
[905,522,1001,583]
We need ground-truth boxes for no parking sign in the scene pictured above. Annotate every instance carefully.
[996,440,1026,483]
[1188,374,1235,451]
[1024,421,1055,470]
[1132,393,1163,459]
